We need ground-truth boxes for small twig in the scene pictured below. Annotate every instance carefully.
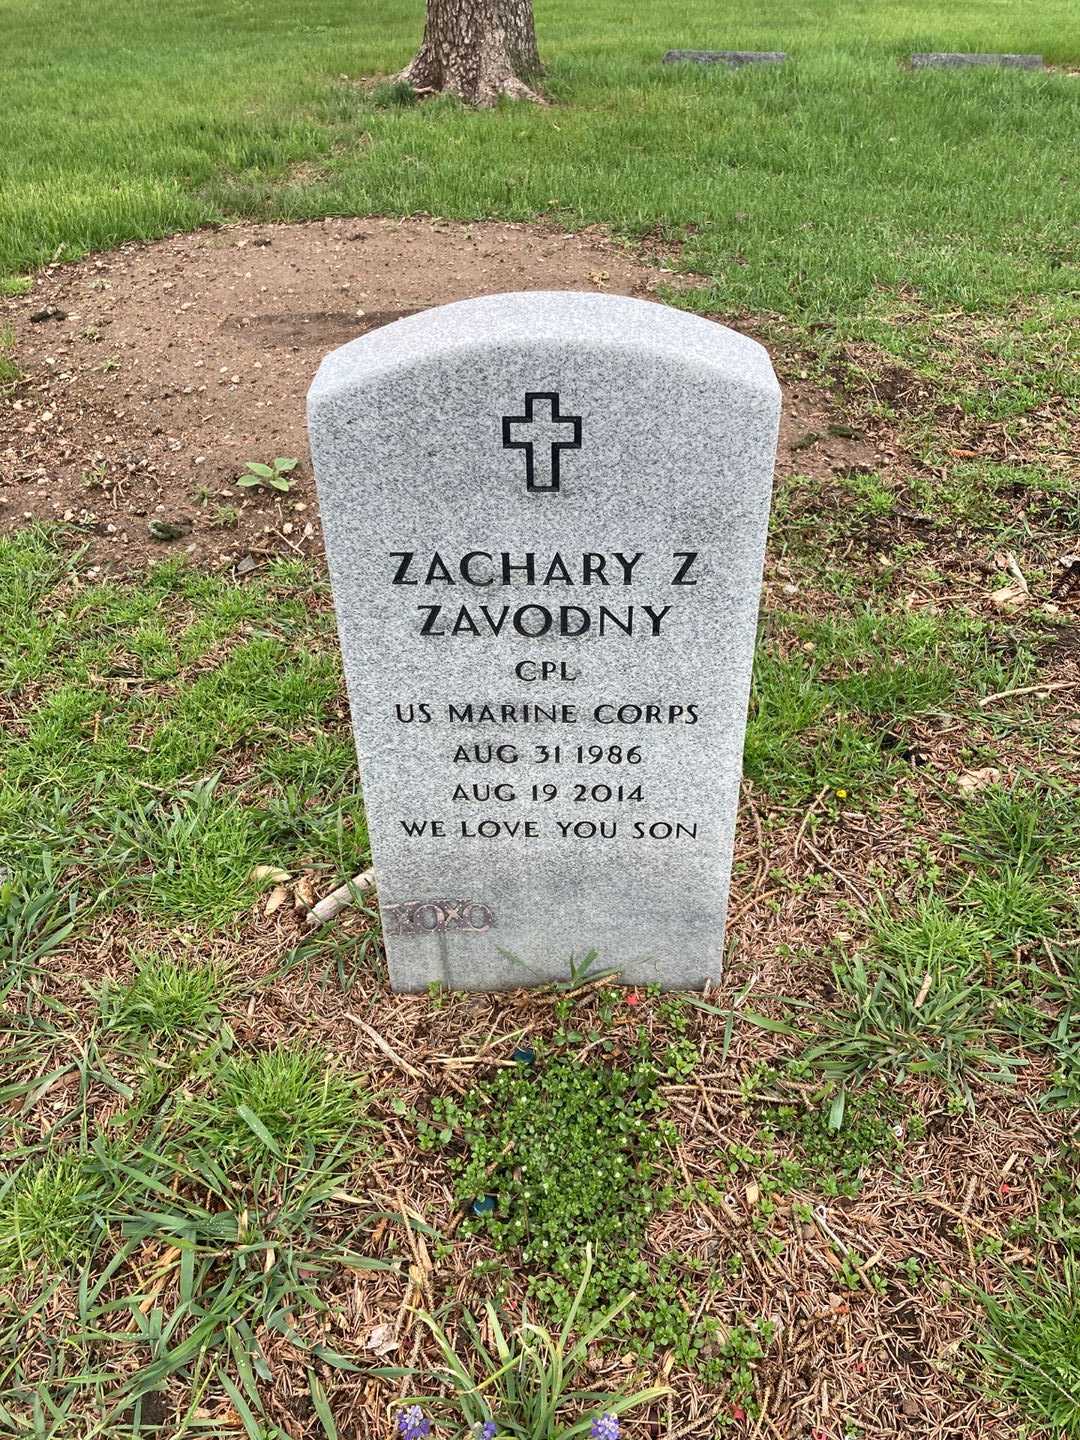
[431,1054,515,1068]
[978,679,1079,708]
[305,866,375,927]
[801,838,870,908]
[960,1174,978,1218]
[532,971,620,1004]
[1002,551,1028,591]
[131,1247,182,1325]
[812,1206,876,1294]
[749,1384,772,1440]
[344,1013,425,1081]
[794,785,829,860]
[921,1195,1031,1256]
[661,1084,790,1103]
[742,783,769,894]
[273,527,306,556]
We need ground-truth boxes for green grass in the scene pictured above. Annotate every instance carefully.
[0,529,369,927]
[0,1152,106,1276]
[965,869,1063,946]
[101,954,229,1040]
[978,1259,1080,1438]
[807,898,1015,1095]
[744,605,1033,801]
[803,774,1078,1101]
[905,460,1080,534]
[955,780,1080,874]
[0,327,20,388]
[1,15,1078,1419]
[3,0,1079,358]
[0,867,77,995]
[0,1073,381,1433]
[185,1046,365,1169]
[0,904,380,1435]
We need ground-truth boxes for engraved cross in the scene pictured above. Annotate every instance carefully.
[502,391,582,493]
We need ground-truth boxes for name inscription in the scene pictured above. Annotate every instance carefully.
[384,546,708,850]
[390,549,698,638]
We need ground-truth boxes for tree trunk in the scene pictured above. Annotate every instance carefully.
[397,0,543,106]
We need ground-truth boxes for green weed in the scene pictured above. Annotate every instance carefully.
[956,781,1078,874]
[905,458,1076,532]
[0,869,77,996]
[873,896,988,971]
[238,455,298,492]
[1040,1026,1080,1111]
[371,78,421,109]
[397,1247,670,1439]
[1008,1145,1080,1254]
[120,777,268,925]
[966,870,1063,948]
[420,1050,676,1323]
[79,1137,389,1434]
[210,502,240,529]
[754,1079,907,1197]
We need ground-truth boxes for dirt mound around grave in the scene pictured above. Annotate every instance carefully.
[0,216,881,574]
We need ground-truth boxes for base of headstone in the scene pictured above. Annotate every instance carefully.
[910,53,1044,70]
[663,50,788,67]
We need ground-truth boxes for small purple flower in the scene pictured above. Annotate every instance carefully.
[471,1424,497,1440]
[591,1415,620,1440]
[397,1406,431,1440]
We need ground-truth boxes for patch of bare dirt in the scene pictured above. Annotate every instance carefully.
[0,216,884,576]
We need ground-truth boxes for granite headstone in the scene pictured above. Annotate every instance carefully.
[663,50,788,66]
[308,292,780,992]
[910,52,1044,69]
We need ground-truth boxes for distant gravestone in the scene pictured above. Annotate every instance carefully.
[910,53,1044,69]
[663,50,787,67]
[308,293,780,992]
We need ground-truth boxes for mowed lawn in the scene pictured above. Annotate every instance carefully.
[3,0,1079,331]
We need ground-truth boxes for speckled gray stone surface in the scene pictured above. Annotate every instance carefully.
[308,292,780,992]
[663,49,787,66]
[910,53,1043,69]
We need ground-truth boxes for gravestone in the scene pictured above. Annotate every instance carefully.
[910,53,1043,69]
[663,50,787,67]
[307,292,780,992]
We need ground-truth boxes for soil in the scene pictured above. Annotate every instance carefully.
[0,216,884,576]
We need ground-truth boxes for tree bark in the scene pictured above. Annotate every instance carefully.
[397,0,543,106]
